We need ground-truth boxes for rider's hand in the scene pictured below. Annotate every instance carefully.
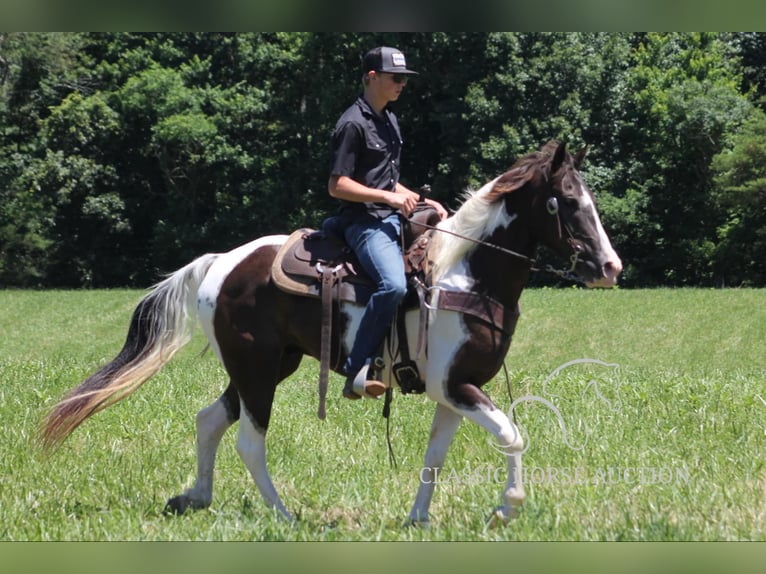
[388,191,418,217]
[426,198,449,220]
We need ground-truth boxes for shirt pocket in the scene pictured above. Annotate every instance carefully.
[363,129,388,161]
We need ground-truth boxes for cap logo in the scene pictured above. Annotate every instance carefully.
[391,52,406,67]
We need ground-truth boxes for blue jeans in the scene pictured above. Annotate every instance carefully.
[338,212,407,376]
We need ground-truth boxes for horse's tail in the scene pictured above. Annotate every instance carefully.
[40,253,219,451]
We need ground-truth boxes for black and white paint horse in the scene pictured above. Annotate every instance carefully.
[42,141,622,525]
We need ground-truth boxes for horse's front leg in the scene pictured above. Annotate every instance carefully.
[430,382,526,525]
[408,403,463,526]
[465,400,526,525]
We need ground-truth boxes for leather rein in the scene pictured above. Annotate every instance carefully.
[414,216,587,285]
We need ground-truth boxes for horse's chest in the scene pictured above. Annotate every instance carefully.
[427,305,515,389]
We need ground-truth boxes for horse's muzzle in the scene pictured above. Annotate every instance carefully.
[585,256,623,288]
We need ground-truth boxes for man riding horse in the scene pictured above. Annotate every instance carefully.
[324,46,448,400]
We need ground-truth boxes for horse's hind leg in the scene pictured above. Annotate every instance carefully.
[234,347,301,521]
[165,382,240,514]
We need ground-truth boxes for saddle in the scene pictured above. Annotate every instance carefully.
[271,206,440,420]
[271,205,439,305]
[271,228,375,304]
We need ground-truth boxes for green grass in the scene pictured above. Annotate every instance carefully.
[0,288,764,540]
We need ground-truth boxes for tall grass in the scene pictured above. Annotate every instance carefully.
[0,288,763,540]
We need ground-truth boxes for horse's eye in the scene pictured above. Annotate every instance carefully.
[546,197,559,215]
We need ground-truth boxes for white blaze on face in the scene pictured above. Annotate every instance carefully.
[574,178,623,288]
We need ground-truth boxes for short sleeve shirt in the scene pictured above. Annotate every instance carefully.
[329,96,403,218]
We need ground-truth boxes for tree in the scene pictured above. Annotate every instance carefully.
[0,33,93,286]
[1,33,764,287]
[609,33,753,286]
[727,32,766,110]
[711,109,766,286]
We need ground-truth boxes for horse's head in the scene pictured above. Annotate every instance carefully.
[542,141,622,287]
[491,141,622,287]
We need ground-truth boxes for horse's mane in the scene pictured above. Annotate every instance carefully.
[431,142,560,282]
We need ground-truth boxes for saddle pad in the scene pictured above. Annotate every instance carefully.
[271,229,374,304]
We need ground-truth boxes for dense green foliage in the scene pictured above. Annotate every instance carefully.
[1,32,765,287]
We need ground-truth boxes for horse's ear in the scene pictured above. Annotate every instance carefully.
[551,141,567,173]
[573,145,588,169]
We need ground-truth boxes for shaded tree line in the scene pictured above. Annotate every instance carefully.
[1,32,765,287]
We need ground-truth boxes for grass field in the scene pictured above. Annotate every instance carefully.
[0,288,764,541]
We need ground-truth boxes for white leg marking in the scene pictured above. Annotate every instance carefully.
[420,307,525,524]
[461,405,525,523]
[181,398,233,508]
[412,305,525,524]
[236,401,293,521]
[409,404,463,525]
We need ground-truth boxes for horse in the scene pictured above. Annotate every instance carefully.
[41,140,622,526]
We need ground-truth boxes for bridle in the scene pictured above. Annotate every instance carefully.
[416,194,588,285]
[543,195,586,283]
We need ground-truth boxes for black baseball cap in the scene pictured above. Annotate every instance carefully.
[362,46,419,76]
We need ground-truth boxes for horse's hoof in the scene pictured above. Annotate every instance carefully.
[403,517,431,529]
[487,505,520,528]
[163,496,188,515]
[164,495,205,516]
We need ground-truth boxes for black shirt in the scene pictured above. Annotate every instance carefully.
[329,96,403,218]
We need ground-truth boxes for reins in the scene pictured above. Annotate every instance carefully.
[415,220,536,266]
[413,220,587,285]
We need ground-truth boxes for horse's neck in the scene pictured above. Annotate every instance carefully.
[430,235,532,312]
[429,190,536,307]
[462,225,534,309]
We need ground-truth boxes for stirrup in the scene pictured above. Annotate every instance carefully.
[350,361,387,399]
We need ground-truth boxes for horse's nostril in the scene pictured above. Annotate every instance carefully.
[603,258,623,277]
